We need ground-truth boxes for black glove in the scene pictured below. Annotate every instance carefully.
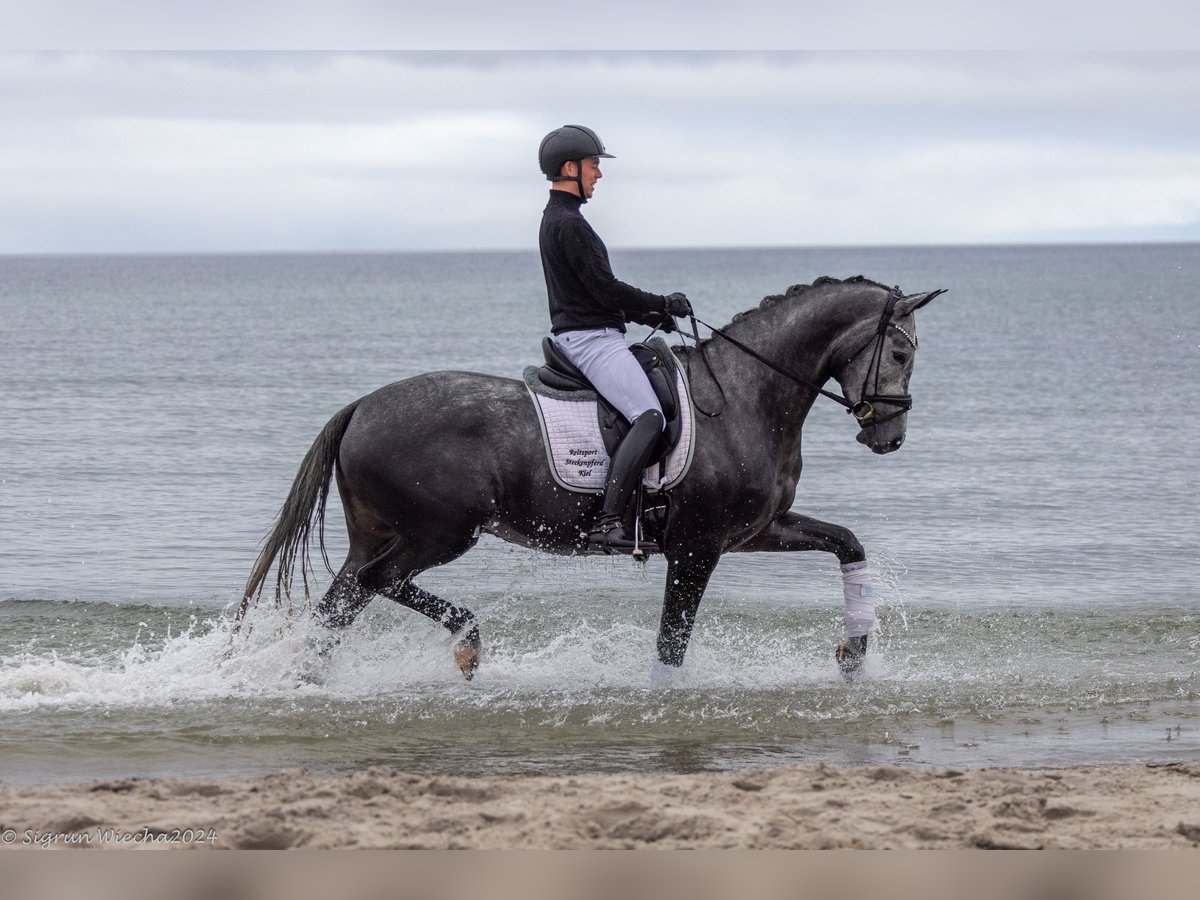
[663,292,693,318]
[649,312,678,333]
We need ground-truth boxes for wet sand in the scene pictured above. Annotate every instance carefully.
[2,762,1198,850]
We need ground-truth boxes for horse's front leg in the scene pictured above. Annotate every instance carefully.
[734,512,875,679]
[653,547,722,683]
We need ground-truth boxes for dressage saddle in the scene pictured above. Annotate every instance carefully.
[537,337,684,466]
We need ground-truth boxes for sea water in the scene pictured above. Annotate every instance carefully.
[1,245,1196,783]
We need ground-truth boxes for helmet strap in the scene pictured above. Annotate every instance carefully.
[551,161,588,202]
[574,159,587,203]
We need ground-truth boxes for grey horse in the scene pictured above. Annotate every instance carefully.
[240,275,942,681]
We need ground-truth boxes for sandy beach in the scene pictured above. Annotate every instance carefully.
[2,762,1197,850]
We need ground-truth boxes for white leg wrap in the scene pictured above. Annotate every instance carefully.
[841,560,876,637]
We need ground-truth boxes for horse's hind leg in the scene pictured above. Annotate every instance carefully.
[375,576,481,680]
[305,515,410,669]
[359,527,485,680]
[307,540,482,680]
[304,551,385,674]
[316,566,377,629]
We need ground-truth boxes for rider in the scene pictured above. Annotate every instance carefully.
[538,124,693,553]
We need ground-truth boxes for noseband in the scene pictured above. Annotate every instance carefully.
[684,287,915,429]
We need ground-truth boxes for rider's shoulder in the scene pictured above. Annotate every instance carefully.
[546,202,593,237]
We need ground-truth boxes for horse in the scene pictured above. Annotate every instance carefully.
[239,275,943,682]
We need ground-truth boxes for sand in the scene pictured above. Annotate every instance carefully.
[2,762,1199,850]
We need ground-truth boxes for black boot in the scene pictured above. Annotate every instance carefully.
[589,410,664,554]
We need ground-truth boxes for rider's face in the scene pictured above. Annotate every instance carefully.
[579,157,602,198]
[560,157,604,199]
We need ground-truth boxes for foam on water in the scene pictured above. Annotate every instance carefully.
[0,601,824,716]
[1,594,1194,726]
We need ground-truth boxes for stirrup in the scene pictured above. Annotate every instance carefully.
[587,517,659,556]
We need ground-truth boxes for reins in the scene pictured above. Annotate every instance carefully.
[669,286,914,428]
[686,315,856,415]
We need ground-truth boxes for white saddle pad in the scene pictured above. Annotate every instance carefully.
[523,363,696,494]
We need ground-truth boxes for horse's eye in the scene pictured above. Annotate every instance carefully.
[892,350,910,366]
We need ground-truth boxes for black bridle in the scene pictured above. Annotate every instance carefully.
[679,286,916,430]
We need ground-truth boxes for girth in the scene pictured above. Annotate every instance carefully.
[538,336,683,463]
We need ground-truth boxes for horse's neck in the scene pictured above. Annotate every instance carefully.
[702,288,873,452]
[718,291,862,399]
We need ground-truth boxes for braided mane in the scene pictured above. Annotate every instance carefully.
[730,275,892,325]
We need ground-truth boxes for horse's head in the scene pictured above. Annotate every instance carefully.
[834,287,945,455]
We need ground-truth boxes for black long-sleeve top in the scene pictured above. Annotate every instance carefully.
[540,190,667,334]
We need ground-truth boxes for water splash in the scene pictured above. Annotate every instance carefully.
[0,596,1195,782]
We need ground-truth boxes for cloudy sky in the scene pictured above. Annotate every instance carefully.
[2,51,1199,253]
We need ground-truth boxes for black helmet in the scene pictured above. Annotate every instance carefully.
[538,124,615,180]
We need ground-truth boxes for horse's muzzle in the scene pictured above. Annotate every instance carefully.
[857,427,905,454]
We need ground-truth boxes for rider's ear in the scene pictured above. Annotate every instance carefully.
[560,160,578,178]
[896,288,946,317]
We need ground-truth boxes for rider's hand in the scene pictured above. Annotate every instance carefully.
[652,313,678,333]
[663,292,693,318]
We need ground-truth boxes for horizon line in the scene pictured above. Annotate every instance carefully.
[3,237,1198,259]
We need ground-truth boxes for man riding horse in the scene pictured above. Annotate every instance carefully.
[538,125,693,553]
[239,124,944,684]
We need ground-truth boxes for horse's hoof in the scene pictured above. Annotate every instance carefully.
[454,626,481,681]
[296,664,327,688]
[835,634,869,681]
[296,632,337,686]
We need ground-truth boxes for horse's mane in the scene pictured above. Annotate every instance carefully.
[730,274,891,325]
[669,274,895,359]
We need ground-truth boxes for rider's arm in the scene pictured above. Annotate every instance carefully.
[559,217,667,319]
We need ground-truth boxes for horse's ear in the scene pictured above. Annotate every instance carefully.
[896,288,946,317]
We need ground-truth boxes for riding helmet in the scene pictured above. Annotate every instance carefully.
[538,125,615,180]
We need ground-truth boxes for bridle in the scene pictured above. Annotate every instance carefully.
[835,286,917,429]
[680,286,917,431]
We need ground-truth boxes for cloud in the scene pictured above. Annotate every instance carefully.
[7,3,1200,51]
[6,53,1200,127]
[1,52,1198,252]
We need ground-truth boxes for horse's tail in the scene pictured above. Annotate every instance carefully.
[236,399,361,626]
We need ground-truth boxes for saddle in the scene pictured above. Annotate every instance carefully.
[537,337,684,465]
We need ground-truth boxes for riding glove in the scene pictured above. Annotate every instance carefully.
[663,292,693,318]
[649,313,678,333]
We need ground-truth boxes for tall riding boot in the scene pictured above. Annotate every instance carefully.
[588,409,665,553]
